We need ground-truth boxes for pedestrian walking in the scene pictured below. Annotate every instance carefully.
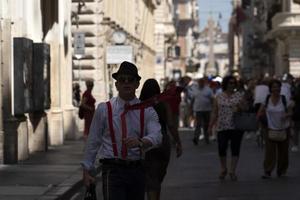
[81,61,162,200]
[281,73,294,104]
[254,77,270,113]
[208,75,245,181]
[180,76,196,128]
[73,83,81,107]
[139,79,182,200]
[192,77,214,145]
[291,79,300,152]
[164,80,181,132]
[258,79,294,179]
[254,77,270,146]
[80,79,96,141]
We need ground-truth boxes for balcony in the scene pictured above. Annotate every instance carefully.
[266,12,300,39]
[272,12,300,31]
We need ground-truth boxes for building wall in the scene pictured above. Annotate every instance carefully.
[173,0,199,74]
[266,0,300,77]
[0,0,75,163]
[72,0,157,103]
[154,0,177,85]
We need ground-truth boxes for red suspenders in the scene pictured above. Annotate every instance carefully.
[106,102,118,157]
[106,101,144,158]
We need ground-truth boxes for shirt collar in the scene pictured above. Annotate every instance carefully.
[116,96,139,106]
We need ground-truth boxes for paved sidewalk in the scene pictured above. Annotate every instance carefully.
[0,140,86,200]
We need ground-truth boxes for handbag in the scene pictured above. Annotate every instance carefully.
[78,106,84,119]
[233,112,258,131]
[268,129,287,142]
[84,183,97,200]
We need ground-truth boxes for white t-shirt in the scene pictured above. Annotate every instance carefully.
[265,97,290,130]
[192,85,213,112]
[254,85,269,105]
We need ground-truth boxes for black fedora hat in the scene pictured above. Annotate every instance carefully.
[112,61,141,81]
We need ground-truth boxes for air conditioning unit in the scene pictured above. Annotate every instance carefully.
[32,43,51,111]
[13,37,33,115]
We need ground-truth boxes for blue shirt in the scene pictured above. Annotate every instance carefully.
[81,96,162,170]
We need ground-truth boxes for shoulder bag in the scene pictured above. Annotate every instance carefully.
[268,129,287,142]
[233,112,258,131]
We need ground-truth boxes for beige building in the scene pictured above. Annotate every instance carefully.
[154,0,177,86]
[265,0,300,77]
[72,0,159,101]
[230,0,300,78]
[173,0,199,76]
[0,0,76,163]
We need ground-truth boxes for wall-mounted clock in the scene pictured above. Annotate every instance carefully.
[112,30,126,44]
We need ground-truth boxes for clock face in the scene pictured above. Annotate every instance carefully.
[112,31,126,44]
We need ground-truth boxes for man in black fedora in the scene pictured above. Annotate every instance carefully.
[81,61,162,200]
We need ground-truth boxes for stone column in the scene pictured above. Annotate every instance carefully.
[60,0,77,140]
[45,24,64,146]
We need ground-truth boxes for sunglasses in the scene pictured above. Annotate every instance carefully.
[117,76,137,83]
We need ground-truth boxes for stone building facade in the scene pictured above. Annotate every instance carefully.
[173,0,199,77]
[72,0,159,101]
[0,0,75,164]
[154,0,177,86]
[0,0,198,164]
[229,0,300,78]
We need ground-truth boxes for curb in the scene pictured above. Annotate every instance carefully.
[37,168,83,200]
[38,165,102,200]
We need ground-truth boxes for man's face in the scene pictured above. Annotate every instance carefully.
[115,74,139,97]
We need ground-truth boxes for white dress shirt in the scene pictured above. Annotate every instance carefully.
[81,96,162,170]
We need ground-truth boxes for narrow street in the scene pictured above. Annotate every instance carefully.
[71,129,300,200]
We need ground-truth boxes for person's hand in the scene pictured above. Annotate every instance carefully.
[124,137,141,149]
[83,170,95,187]
[176,143,182,158]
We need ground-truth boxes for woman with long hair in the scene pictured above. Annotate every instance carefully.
[140,79,182,200]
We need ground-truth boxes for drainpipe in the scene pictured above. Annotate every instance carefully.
[0,19,4,164]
